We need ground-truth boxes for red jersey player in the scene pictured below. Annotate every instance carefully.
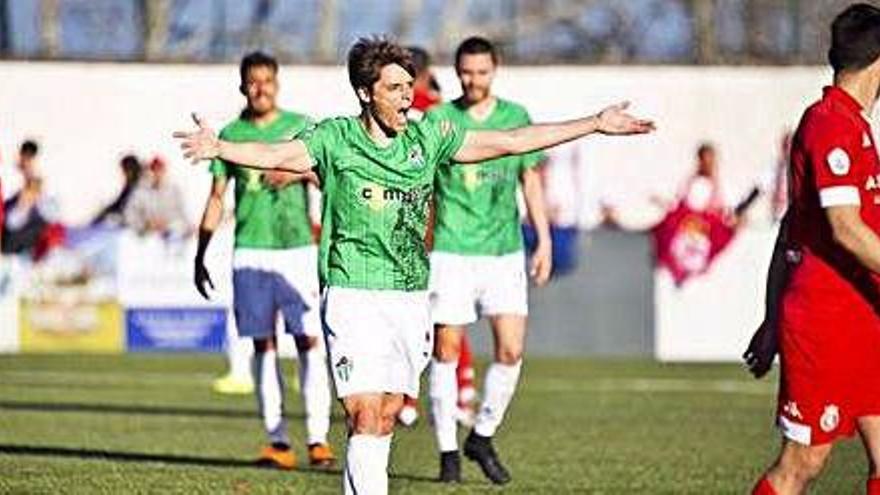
[749,4,880,494]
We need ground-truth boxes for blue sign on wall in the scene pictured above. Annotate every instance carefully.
[126,307,226,352]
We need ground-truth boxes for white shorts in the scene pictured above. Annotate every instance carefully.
[429,251,528,326]
[232,246,321,339]
[320,287,432,398]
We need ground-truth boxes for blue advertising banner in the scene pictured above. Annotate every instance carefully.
[126,307,226,352]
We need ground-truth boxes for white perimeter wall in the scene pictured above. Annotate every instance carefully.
[0,62,843,360]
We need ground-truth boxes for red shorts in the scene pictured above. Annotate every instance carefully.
[778,290,880,445]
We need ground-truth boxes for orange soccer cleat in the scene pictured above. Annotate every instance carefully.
[308,443,337,467]
[256,444,297,470]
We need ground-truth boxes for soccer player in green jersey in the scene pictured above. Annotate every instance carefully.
[175,37,654,494]
[427,36,551,485]
[193,52,335,470]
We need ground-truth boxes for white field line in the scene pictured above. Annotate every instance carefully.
[523,377,775,396]
[0,370,215,387]
[0,370,776,395]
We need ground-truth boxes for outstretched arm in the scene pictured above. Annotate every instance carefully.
[453,102,654,164]
[174,114,314,174]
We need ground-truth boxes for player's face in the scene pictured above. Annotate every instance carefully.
[698,149,717,177]
[367,64,414,134]
[456,53,495,103]
[243,65,278,116]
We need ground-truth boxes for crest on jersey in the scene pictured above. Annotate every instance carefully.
[827,148,851,176]
[334,356,353,383]
[408,146,425,168]
[820,404,840,433]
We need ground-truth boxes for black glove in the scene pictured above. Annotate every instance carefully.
[742,320,779,379]
[194,258,215,300]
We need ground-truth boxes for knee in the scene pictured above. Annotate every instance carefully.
[253,338,275,354]
[349,406,382,436]
[496,345,523,365]
[294,335,318,353]
[378,398,404,435]
[434,332,461,362]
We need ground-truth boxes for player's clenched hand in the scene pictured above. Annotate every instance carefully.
[742,319,779,379]
[530,243,553,287]
[194,259,215,300]
[173,113,220,164]
[595,101,656,136]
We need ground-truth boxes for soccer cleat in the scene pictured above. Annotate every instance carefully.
[438,451,461,483]
[463,431,511,485]
[308,443,337,467]
[256,444,296,470]
[212,373,254,395]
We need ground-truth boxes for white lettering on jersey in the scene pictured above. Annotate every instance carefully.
[827,148,851,176]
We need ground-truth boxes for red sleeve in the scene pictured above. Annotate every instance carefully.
[804,112,865,207]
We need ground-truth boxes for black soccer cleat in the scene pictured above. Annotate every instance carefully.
[463,431,511,485]
[438,450,461,483]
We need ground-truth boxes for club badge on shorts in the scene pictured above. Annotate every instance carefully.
[820,404,840,433]
[335,356,353,382]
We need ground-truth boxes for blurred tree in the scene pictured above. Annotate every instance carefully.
[141,0,171,61]
[39,0,60,58]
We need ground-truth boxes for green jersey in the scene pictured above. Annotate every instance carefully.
[429,98,545,256]
[303,114,465,291]
[210,110,314,250]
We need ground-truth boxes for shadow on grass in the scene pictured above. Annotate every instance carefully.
[0,444,437,483]
[0,400,345,423]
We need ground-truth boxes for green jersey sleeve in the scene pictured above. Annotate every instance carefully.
[423,112,466,165]
[301,119,338,182]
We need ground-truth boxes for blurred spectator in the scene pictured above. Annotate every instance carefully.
[2,140,63,257]
[92,154,143,226]
[124,156,190,238]
[407,46,442,118]
[767,130,793,222]
[650,142,761,286]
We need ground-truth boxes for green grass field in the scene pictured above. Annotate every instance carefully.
[0,354,867,494]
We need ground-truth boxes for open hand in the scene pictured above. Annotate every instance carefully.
[173,113,220,164]
[596,101,656,135]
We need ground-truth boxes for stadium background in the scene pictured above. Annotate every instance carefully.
[0,1,872,493]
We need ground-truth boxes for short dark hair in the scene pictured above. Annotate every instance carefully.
[239,51,278,83]
[828,3,880,73]
[407,46,431,76]
[348,36,415,92]
[697,142,715,159]
[120,154,142,182]
[20,140,38,157]
[455,36,498,68]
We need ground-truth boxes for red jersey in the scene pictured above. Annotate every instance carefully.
[785,86,880,315]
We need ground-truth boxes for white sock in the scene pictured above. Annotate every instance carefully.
[227,331,253,382]
[429,359,459,452]
[474,360,523,438]
[253,349,288,446]
[298,341,332,445]
[343,434,392,495]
